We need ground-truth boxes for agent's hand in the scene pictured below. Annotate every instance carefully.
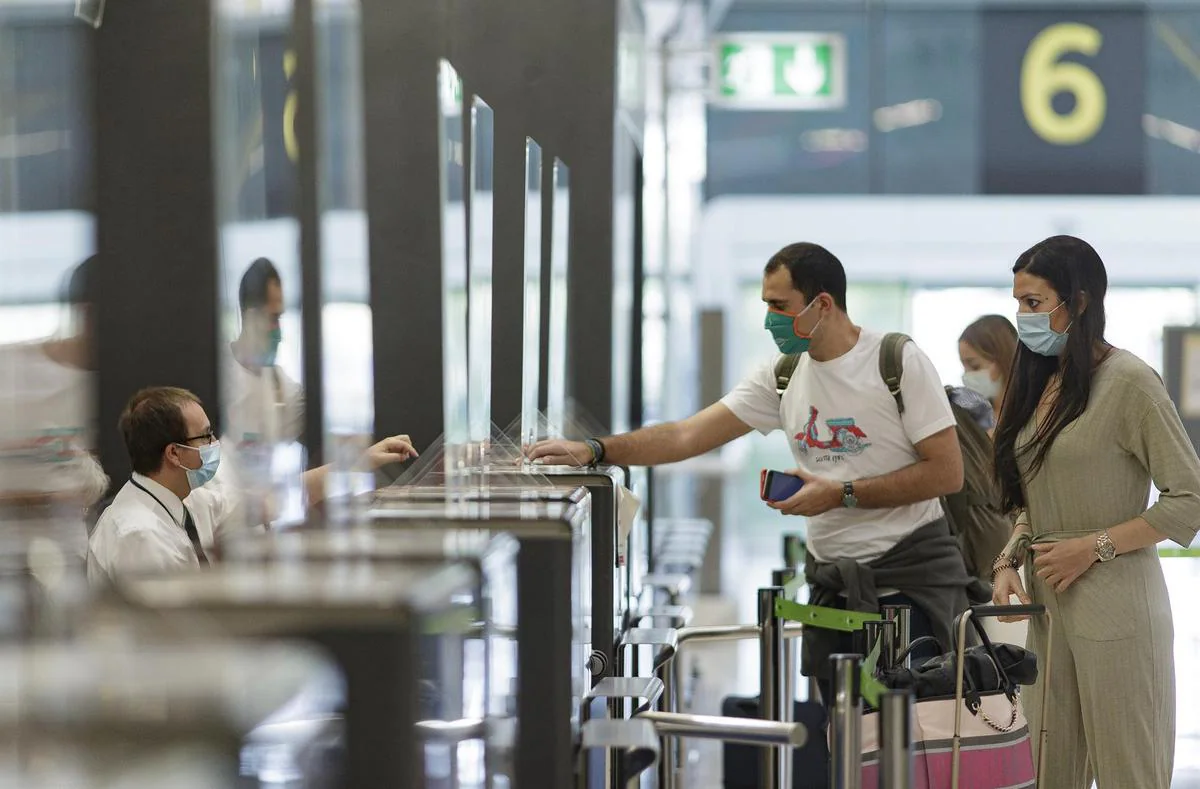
[1031,537,1096,594]
[523,439,594,467]
[767,469,841,517]
[367,435,419,469]
[990,567,1033,621]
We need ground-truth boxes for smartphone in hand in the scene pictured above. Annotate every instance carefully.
[760,469,804,502]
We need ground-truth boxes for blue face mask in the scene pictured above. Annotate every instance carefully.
[1016,303,1070,357]
[764,300,820,355]
[177,442,221,490]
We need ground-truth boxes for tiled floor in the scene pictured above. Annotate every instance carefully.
[675,523,1200,788]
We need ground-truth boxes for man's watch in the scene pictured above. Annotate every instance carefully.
[1094,530,1117,563]
[841,481,859,509]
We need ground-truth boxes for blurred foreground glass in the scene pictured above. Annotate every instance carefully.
[0,638,340,788]
[0,4,100,640]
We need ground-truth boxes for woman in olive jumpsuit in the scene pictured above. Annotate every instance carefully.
[991,236,1200,789]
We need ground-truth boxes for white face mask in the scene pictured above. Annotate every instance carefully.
[962,369,1001,400]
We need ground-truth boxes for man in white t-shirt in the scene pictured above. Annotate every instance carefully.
[211,258,418,528]
[223,257,304,449]
[527,242,984,694]
[0,255,108,558]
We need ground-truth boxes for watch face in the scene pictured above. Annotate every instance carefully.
[1097,538,1116,562]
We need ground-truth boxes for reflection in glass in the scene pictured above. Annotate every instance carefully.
[468,97,495,448]
[520,139,543,448]
[439,61,469,483]
[546,160,571,435]
[212,0,307,530]
[0,3,99,639]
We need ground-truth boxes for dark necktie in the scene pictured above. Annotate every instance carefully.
[182,506,210,566]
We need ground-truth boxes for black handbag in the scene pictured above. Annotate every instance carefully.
[877,615,1038,706]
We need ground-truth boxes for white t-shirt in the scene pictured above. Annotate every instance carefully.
[721,330,956,563]
[0,340,107,509]
[210,345,306,528]
[221,345,305,448]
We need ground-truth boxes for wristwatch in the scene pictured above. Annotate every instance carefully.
[841,481,859,509]
[1094,530,1117,563]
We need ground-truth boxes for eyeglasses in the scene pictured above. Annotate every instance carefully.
[180,430,217,446]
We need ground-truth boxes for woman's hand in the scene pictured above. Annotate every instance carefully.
[991,566,1033,622]
[1031,537,1097,593]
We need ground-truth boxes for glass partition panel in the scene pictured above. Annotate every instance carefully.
[468,96,495,450]
[546,159,571,435]
[439,61,469,484]
[0,4,98,624]
[213,0,307,530]
[610,131,636,435]
[520,138,543,448]
[315,0,374,523]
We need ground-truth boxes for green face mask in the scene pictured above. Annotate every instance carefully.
[261,327,282,367]
[764,301,819,355]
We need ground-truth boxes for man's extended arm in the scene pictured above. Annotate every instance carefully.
[525,402,754,467]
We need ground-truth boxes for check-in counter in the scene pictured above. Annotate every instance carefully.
[367,495,589,789]
[0,639,335,788]
[221,527,519,784]
[106,560,482,789]
[380,463,634,684]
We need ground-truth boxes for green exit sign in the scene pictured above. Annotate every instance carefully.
[712,34,847,110]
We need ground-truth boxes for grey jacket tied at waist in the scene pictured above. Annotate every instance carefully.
[801,518,991,680]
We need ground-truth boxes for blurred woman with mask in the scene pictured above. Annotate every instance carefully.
[990,235,1200,788]
[959,314,1018,430]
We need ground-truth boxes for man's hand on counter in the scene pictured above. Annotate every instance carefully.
[524,439,594,467]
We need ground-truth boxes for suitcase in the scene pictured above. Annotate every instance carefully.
[860,604,1051,789]
[720,695,828,789]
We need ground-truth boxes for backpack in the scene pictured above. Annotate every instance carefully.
[773,332,1009,579]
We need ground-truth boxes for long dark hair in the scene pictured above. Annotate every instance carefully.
[994,236,1109,512]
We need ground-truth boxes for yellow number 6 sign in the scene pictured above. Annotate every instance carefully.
[1020,23,1106,145]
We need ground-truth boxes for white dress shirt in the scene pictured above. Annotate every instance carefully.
[87,473,234,584]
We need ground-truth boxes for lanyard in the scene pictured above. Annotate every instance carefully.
[130,480,209,565]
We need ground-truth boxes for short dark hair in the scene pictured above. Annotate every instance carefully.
[118,387,201,475]
[763,243,848,311]
[62,254,98,306]
[238,258,281,314]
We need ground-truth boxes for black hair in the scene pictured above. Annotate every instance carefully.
[993,235,1110,513]
[238,257,281,314]
[62,254,98,306]
[763,243,848,311]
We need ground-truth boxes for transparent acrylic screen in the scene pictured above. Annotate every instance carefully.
[546,160,570,435]
[439,61,469,449]
[520,139,543,446]
[468,97,495,445]
[212,0,307,528]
